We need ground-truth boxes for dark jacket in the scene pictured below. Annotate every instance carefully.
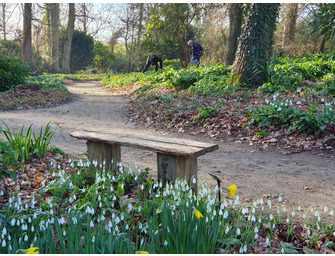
[142,54,164,73]
[192,42,203,56]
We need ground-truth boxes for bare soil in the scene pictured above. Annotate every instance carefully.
[1,81,334,211]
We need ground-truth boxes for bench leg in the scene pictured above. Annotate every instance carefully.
[157,153,197,193]
[87,141,120,172]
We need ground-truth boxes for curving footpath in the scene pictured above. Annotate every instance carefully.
[1,81,335,209]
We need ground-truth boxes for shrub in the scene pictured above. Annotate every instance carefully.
[70,30,94,72]
[0,56,30,92]
[93,41,115,73]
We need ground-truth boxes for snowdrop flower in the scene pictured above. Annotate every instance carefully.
[24,234,28,242]
[2,240,6,247]
[315,210,319,217]
[251,215,256,222]
[330,209,334,216]
[236,228,241,236]
[224,211,228,219]
[254,233,259,240]
[254,227,259,233]
[243,245,247,253]
[192,177,196,184]
[164,240,168,246]
[297,101,301,105]
[128,204,132,211]
[270,214,274,220]
[298,205,302,211]
[292,211,295,217]
[281,248,285,254]
[266,237,270,246]
[220,203,225,210]
[90,221,94,228]
[286,218,290,224]
[115,216,120,224]
[324,205,328,212]
[225,226,229,234]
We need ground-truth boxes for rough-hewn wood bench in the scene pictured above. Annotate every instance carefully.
[70,130,219,191]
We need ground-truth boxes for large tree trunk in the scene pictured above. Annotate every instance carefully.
[230,3,280,88]
[62,3,75,74]
[50,3,60,73]
[23,3,34,69]
[225,3,243,66]
[283,3,298,47]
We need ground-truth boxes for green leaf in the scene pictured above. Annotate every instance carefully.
[305,248,319,254]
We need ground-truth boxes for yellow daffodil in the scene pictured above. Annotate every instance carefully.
[16,247,39,254]
[136,251,149,254]
[194,208,203,219]
[227,184,237,197]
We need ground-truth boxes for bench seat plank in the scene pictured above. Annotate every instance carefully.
[70,130,218,157]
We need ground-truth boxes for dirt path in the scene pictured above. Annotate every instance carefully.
[1,82,334,210]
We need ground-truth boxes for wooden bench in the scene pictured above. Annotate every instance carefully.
[70,130,219,191]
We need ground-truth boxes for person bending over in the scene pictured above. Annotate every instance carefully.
[142,54,166,73]
[188,40,203,67]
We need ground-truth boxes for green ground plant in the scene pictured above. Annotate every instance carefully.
[0,155,333,254]
[0,120,59,164]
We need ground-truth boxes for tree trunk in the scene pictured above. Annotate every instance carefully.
[50,3,60,73]
[44,4,52,61]
[230,3,280,88]
[319,36,326,53]
[225,3,243,66]
[178,38,187,68]
[62,3,75,74]
[134,3,144,69]
[283,3,298,47]
[23,3,34,69]
[1,4,6,41]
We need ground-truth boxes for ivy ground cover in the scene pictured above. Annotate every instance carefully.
[102,53,335,154]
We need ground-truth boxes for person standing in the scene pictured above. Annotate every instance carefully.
[188,40,203,67]
[142,54,166,73]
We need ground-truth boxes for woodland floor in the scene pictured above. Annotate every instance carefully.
[1,81,335,212]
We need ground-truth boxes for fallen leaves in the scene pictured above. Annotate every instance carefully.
[128,86,335,155]
[0,85,74,111]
